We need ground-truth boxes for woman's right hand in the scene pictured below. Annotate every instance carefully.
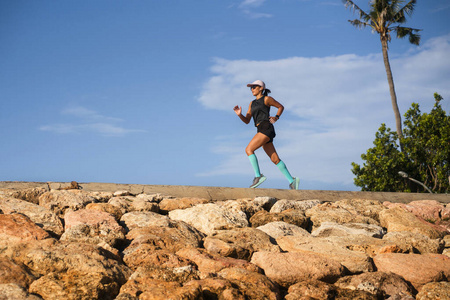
[233,105,242,116]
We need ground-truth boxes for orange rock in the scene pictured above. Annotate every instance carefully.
[374,253,450,290]
[0,213,50,242]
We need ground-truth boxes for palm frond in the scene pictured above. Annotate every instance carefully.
[390,0,405,14]
[349,19,370,29]
[343,0,421,46]
[408,32,421,45]
[395,26,421,45]
[393,0,416,23]
[401,0,417,17]
[342,0,371,22]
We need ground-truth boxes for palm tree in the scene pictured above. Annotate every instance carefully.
[343,0,421,150]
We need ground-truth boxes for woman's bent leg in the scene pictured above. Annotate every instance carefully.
[276,160,294,184]
[248,154,261,177]
[246,133,270,188]
[263,143,296,185]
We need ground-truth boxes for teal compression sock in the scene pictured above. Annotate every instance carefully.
[277,160,294,184]
[248,154,261,177]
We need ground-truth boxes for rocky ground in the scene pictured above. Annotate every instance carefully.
[1,185,450,300]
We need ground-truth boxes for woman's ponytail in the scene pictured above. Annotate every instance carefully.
[262,89,272,96]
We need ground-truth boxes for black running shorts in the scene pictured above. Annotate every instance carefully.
[257,120,276,143]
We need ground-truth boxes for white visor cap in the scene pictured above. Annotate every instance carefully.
[246,80,265,89]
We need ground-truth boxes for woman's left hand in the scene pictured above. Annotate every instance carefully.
[269,116,278,124]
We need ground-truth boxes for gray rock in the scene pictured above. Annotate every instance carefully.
[311,221,385,238]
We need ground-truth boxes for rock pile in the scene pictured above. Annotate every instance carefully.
[1,186,450,299]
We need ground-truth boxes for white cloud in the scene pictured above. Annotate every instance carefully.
[239,0,266,8]
[61,106,122,122]
[39,106,146,137]
[238,0,272,19]
[197,34,450,188]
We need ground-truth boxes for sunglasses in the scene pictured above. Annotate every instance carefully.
[250,85,260,90]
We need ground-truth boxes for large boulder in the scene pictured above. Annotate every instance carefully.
[107,195,159,214]
[256,221,310,240]
[0,213,51,245]
[249,209,308,228]
[285,279,337,300]
[125,221,205,254]
[269,199,322,213]
[333,199,385,222]
[39,190,96,217]
[416,281,450,300]
[61,209,125,247]
[324,234,394,257]
[5,187,47,205]
[159,197,210,213]
[123,248,194,271]
[176,247,261,275]
[168,203,249,235]
[0,197,64,236]
[4,239,131,300]
[285,279,379,300]
[374,253,450,290]
[204,227,280,261]
[385,200,450,233]
[218,198,267,220]
[0,283,41,300]
[183,278,245,300]
[217,267,282,300]
[0,257,35,288]
[305,202,380,231]
[250,251,345,287]
[120,211,172,232]
[118,278,201,299]
[85,202,123,221]
[379,207,447,239]
[334,271,416,299]
[382,231,445,254]
[128,264,200,283]
[277,235,375,274]
[384,200,445,223]
[252,196,278,211]
[311,221,385,238]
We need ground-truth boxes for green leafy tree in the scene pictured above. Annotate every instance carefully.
[343,0,421,149]
[352,93,450,193]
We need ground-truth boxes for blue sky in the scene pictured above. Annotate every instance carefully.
[1,0,449,191]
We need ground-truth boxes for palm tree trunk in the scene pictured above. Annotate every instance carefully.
[381,37,404,151]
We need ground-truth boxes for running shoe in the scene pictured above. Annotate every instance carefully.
[250,175,266,188]
[289,177,300,190]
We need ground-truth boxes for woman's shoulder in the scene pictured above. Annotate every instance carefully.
[264,95,275,104]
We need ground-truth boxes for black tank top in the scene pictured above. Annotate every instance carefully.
[251,96,270,127]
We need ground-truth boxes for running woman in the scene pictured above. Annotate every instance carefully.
[233,80,300,189]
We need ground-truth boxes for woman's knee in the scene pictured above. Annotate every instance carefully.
[245,147,254,156]
[271,156,280,164]
[270,153,280,164]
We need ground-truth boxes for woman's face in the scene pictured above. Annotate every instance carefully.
[250,85,262,96]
